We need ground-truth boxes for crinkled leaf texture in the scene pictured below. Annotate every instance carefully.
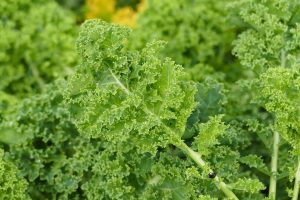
[230,0,300,198]
[231,0,300,71]
[0,148,30,200]
[254,67,300,153]
[1,82,92,199]
[230,178,266,194]
[66,19,197,154]
[62,19,265,200]
[0,0,77,97]
[193,115,227,156]
[131,0,236,69]
[1,90,205,200]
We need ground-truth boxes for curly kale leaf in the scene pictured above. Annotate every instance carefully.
[0,148,30,200]
[0,0,77,97]
[231,0,300,71]
[0,82,93,199]
[66,19,197,154]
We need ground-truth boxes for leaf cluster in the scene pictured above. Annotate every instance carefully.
[1,0,300,199]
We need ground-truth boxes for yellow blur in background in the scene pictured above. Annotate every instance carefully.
[86,0,146,27]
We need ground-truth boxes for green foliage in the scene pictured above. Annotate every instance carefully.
[231,0,300,71]
[230,0,300,199]
[184,81,226,138]
[240,154,270,175]
[231,0,300,154]
[66,19,196,153]
[63,19,265,200]
[55,0,85,18]
[131,0,236,73]
[0,82,91,199]
[193,115,227,156]
[0,148,30,200]
[0,0,77,97]
[253,67,300,152]
[1,0,300,199]
[231,178,266,194]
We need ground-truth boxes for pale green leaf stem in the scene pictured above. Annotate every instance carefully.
[269,131,280,199]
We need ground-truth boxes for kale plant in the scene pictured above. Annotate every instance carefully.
[0,0,300,199]
[0,0,77,98]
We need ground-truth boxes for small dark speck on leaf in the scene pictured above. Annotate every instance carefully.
[208,171,216,179]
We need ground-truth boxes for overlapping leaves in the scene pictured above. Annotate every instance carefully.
[66,19,196,153]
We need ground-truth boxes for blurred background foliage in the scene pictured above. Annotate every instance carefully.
[0,0,77,114]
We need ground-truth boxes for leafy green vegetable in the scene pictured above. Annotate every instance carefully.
[231,0,300,199]
[0,148,30,200]
[0,82,91,199]
[67,19,196,150]
[65,19,243,199]
[0,0,77,98]
[1,0,300,199]
[131,0,238,79]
